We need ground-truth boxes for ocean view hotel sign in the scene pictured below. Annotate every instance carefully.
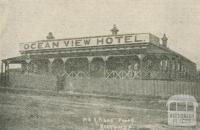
[19,33,160,51]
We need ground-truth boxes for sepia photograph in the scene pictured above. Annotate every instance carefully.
[0,0,200,130]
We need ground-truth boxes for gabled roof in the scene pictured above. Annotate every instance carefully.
[149,43,196,65]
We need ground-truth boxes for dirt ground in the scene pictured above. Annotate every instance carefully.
[0,89,199,130]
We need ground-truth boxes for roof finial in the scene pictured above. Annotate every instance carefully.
[110,24,119,35]
[46,32,55,40]
[162,33,168,47]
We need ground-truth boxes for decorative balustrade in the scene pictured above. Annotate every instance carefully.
[65,71,89,79]
[105,70,141,79]
[47,70,197,80]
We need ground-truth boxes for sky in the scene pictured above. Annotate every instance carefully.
[0,0,200,69]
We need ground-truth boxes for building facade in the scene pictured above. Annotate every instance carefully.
[1,26,197,83]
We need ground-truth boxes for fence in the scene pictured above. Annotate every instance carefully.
[7,72,200,99]
[9,73,56,90]
[64,78,200,98]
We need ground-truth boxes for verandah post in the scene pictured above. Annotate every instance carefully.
[0,61,3,85]
[4,62,7,86]
[7,62,9,87]
[137,54,145,80]
[87,57,93,78]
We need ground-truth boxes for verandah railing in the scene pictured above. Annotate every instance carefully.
[62,70,196,81]
[65,71,89,79]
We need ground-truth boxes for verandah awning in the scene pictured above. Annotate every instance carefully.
[2,55,27,64]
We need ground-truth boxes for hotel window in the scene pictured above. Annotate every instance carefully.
[160,60,168,71]
[164,60,168,71]
[181,65,183,72]
[172,62,176,70]
[176,63,181,71]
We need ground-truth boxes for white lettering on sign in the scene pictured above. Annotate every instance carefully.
[19,33,159,51]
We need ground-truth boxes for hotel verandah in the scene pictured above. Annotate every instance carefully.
[0,26,199,98]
